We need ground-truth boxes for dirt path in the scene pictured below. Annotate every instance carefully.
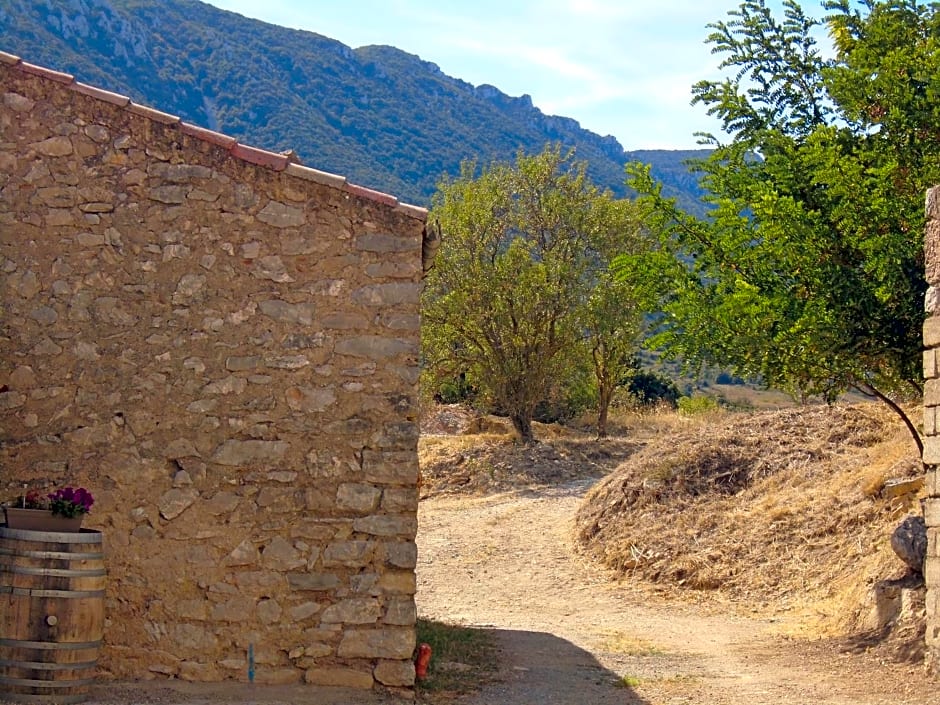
[416,480,930,704]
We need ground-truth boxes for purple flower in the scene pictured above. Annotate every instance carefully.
[47,486,94,517]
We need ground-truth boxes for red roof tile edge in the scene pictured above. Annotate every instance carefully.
[1,52,427,221]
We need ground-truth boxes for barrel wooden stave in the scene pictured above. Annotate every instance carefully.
[0,528,105,704]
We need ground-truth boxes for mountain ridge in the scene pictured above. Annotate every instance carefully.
[0,0,708,210]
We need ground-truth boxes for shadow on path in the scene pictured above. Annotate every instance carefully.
[456,628,651,705]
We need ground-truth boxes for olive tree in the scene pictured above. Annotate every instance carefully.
[423,146,646,442]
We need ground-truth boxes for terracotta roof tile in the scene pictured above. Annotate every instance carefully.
[285,163,347,189]
[230,143,289,170]
[344,183,399,208]
[3,55,427,221]
[126,103,180,125]
[18,61,74,84]
[180,122,237,148]
[72,82,130,107]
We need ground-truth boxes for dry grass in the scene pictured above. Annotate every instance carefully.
[419,406,642,496]
[573,403,925,639]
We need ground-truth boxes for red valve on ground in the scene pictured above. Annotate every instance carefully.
[415,643,432,680]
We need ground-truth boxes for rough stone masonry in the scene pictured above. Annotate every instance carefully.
[923,184,940,676]
[0,53,428,692]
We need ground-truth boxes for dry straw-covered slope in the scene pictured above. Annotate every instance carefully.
[573,404,924,640]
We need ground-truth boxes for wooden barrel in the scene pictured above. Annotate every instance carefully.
[0,527,105,704]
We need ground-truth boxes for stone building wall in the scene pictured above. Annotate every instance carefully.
[0,53,427,691]
[923,185,940,676]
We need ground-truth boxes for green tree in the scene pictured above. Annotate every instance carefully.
[423,146,645,442]
[627,0,940,452]
[584,199,650,437]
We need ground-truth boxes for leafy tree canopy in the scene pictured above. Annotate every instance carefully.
[627,0,940,451]
[423,146,647,442]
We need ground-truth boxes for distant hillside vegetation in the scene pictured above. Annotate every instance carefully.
[0,0,709,210]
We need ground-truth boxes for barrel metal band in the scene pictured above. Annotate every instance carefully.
[0,692,87,704]
[0,638,101,651]
[0,675,96,688]
[0,586,105,598]
[0,658,97,671]
[0,527,102,543]
[0,564,107,578]
[0,547,105,561]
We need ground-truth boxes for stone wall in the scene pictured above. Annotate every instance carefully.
[923,185,940,676]
[0,54,427,691]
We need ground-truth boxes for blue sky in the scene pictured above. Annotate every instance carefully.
[206,1,825,150]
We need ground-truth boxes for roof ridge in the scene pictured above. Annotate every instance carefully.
[0,51,427,220]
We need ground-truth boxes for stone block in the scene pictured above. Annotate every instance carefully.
[235,571,286,592]
[257,486,302,510]
[929,287,940,316]
[928,221,940,286]
[257,200,305,228]
[254,667,303,685]
[261,537,306,570]
[224,539,260,567]
[211,439,289,466]
[158,488,199,520]
[292,643,332,660]
[927,349,939,379]
[288,572,340,592]
[352,514,418,538]
[351,283,422,306]
[378,570,417,595]
[382,598,417,626]
[927,468,939,496]
[285,385,337,412]
[356,233,415,253]
[336,483,382,514]
[257,599,282,625]
[926,498,940,527]
[926,556,940,586]
[381,488,418,514]
[259,299,316,325]
[380,541,418,570]
[171,624,218,652]
[322,540,373,567]
[926,407,938,438]
[373,659,415,687]
[205,491,241,516]
[928,186,940,220]
[926,317,940,348]
[210,597,254,623]
[304,667,374,689]
[335,335,416,359]
[350,573,380,595]
[289,602,322,622]
[321,598,381,624]
[924,436,940,466]
[175,599,209,620]
[179,661,219,682]
[337,627,416,659]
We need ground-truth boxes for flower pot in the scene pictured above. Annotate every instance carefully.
[3,507,84,532]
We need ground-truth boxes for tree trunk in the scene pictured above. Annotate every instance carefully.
[511,413,535,444]
[597,385,614,439]
[852,382,923,457]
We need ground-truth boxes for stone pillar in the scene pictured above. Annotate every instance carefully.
[923,184,940,676]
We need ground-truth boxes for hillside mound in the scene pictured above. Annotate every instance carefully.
[573,403,925,650]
